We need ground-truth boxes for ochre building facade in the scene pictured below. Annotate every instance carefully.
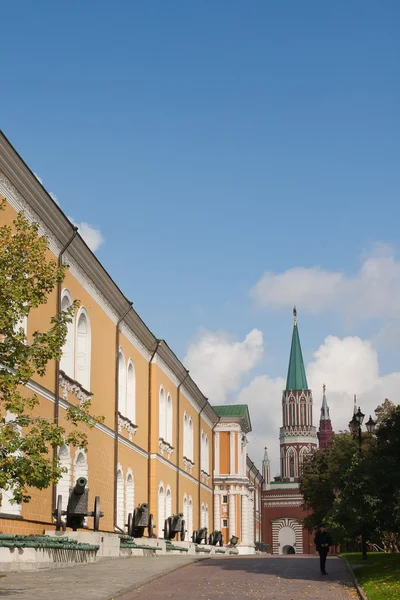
[0,132,262,552]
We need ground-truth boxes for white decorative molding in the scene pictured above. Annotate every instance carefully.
[200,469,210,486]
[153,355,180,388]
[59,371,93,405]
[117,412,138,440]
[215,423,241,431]
[159,438,174,459]
[183,456,195,475]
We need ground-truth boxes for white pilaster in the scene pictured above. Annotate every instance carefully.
[228,489,236,537]
[241,493,249,545]
[229,431,235,475]
[214,491,221,532]
[248,494,254,546]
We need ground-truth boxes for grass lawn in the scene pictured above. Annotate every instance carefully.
[341,552,400,600]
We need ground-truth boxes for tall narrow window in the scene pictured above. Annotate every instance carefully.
[159,387,166,440]
[56,445,71,511]
[118,350,127,414]
[75,309,91,390]
[60,290,74,378]
[300,403,306,426]
[127,360,136,423]
[166,394,173,445]
[125,471,134,522]
[188,417,193,461]
[116,468,125,530]
[205,505,209,529]
[183,413,188,457]
[289,453,295,478]
[188,497,193,539]
[158,484,165,537]
[201,430,205,470]
[166,486,172,521]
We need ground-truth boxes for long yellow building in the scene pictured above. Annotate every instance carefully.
[0,131,263,551]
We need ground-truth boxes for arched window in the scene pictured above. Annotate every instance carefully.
[289,454,295,478]
[201,503,205,528]
[183,495,188,532]
[300,402,306,426]
[166,486,172,520]
[159,387,166,440]
[116,467,125,530]
[60,289,75,378]
[205,504,209,529]
[158,483,165,537]
[289,401,295,426]
[74,450,88,482]
[183,413,188,458]
[56,445,71,511]
[188,496,193,539]
[166,394,173,445]
[75,308,91,390]
[127,360,136,423]
[280,448,285,479]
[204,435,209,474]
[201,430,205,470]
[118,349,127,414]
[125,471,134,522]
[188,417,193,461]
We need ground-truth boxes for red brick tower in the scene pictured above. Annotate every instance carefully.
[317,384,334,449]
[262,307,318,555]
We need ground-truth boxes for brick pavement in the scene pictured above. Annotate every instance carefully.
[120,555,358,600]
[0,555,201,600]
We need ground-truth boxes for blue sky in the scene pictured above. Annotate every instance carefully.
[2,1,400,466]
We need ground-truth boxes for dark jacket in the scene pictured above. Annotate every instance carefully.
[314,531,332,552]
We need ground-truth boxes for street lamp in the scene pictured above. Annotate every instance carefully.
[348,403,376,561]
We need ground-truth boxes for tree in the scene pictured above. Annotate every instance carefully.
[0,202,101,504]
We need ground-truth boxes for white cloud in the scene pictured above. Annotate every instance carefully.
[184,329,263,403]
[185,326,400,477]
[251,245,400,319]
[31,173,104,252]
[67,217,104,253]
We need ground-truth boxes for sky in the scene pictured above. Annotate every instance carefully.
[1,1,400,473]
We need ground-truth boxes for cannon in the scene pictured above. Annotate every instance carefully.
[192,527,208,545]
[163,513,186,541]
[208,530,224,546]
[53,477,104,532]
[126,503,154,538]
[228,535,238,548]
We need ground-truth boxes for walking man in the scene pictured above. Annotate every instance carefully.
[314,524,332,575]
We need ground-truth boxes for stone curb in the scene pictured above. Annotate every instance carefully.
[108,556,210,600]
[338,556,369,600]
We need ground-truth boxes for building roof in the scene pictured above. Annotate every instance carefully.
[320,384,330,421]
[286,309,309,391]
[213,404,252,433]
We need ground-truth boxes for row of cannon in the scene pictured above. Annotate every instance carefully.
[52,478,224,546]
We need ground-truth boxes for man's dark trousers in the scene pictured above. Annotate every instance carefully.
[319,548,328,573]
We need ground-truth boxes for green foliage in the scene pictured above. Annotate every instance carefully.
[0,202,102,504]
[341,553,400,600]
[300,399,400,550]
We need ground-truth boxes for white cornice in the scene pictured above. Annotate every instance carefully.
[153,354,180,387]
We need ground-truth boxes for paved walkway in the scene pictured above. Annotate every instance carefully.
[0,555,201,600]
[120,555,358,600]
[0,554,357,600]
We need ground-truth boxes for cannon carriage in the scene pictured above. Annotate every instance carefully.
[126,503,154,538]
[53,477,104,532]
[192,527,208,545]
[208,530,224,546]
[163,513,186,541]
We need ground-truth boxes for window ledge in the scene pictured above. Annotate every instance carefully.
[183,457,195,474]
[201,469,210,485]
[0,512,23,520]
[118,412,138,440]
[159,438,174,459]
[59,371,93,405]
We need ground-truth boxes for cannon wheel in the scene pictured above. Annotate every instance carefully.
[164,517,171,540]
[127,512,133,537]
[209,533,215,546]
[54,495,63,531]
[219,536,224,547]
[148,513,154,538]
[180,519,186,542]
[192,530,197,544]
[93,496,101,531]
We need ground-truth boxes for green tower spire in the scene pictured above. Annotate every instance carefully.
[286,306,308,391]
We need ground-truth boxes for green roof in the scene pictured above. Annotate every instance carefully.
[212,404,252,433]
[213,405,248,418]
[286,323,308,391]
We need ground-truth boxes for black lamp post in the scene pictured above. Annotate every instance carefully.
[348,405,376,560]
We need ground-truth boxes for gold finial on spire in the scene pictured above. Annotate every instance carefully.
[293,305,297,325]
[323,383,326,395]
